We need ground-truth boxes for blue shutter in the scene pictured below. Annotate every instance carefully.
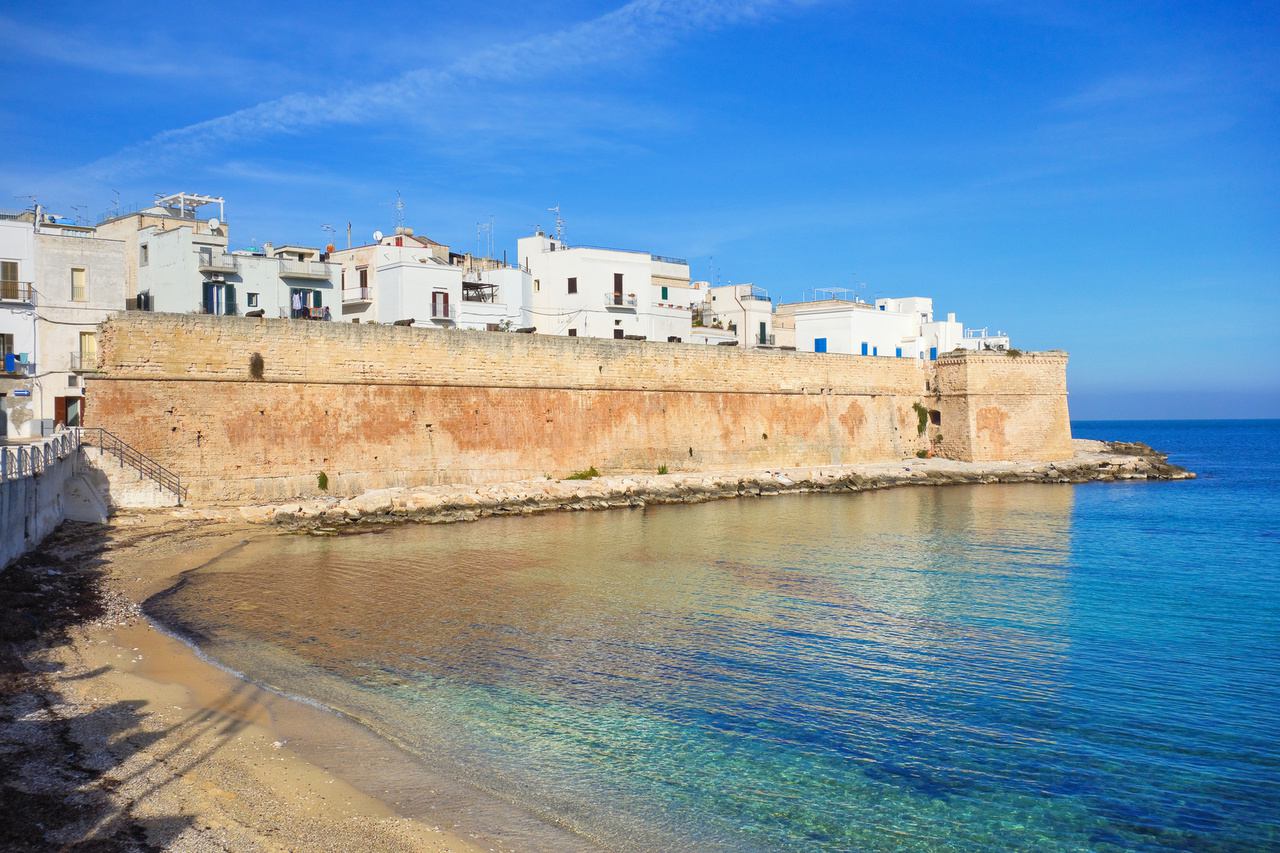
[860,342,868,356]
[815,337,827,353]
[895,347,902,358]
[929,347,938,360]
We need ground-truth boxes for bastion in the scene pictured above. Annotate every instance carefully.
[82,313,1073,504]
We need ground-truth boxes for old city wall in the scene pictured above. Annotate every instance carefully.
[932,350,1073,462]
[84,314,1070,503]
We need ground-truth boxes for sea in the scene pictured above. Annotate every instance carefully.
[147,420,1280,851]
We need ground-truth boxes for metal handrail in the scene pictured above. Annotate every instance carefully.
[76,427,187,503]
[0,281,36,304]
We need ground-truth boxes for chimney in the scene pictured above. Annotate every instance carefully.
[263,241,274,256]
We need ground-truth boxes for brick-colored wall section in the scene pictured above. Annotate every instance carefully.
[84,314,1071,502]
[933,351,1072,462]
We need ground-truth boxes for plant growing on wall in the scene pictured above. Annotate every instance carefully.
[657,464,669,475]
[565,466,600,480]
[913,402,929,435]
[317,471,329,491]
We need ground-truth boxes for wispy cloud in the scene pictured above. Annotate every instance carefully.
[1052,71,1208,111]
[62,0,816,184]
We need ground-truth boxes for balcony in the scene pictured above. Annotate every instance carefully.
[604,293,638,310]
[430,304,457,322]
[0,281,36,305]
[197,252,238,274]
[342,286,372,304]
[69,351,95,372]
[279,259,332,280]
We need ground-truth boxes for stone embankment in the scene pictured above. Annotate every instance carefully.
[240,439,1192,533]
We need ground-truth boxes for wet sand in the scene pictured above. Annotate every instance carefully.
[1,513,488,852]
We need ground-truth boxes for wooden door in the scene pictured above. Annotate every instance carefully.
[54,396,67,427]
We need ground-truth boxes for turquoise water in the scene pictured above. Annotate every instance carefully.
[150,420,1280,850]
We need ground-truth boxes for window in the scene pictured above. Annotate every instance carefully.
[247,293,259,308]
[661,286,668,300]
[358,267,368,288]
[139,244,149,266]
[568,329,577,337]
[814,337,827,353]
[930,410,942,426]
[534,279,540,293]
[613,329,625,339]
[71,267,87,301]
[79,331,97,363]
[568,277,577,294]
[860,342,868,356]
[895,347,902,358]
[613,273,623,292]
[0,333,14,360]
[0,261,17,300]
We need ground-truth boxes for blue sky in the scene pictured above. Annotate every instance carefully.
[2,1,1277,418]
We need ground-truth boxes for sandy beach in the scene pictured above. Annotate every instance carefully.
[0,513,489,853]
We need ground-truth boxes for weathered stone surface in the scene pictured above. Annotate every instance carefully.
[242,439,1192,533]
[83,314,1075,504]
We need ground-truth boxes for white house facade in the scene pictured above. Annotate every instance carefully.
[787,294,1012,359]
[518,231,693,341]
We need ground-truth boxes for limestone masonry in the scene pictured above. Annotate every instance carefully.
[84,313,1072,503]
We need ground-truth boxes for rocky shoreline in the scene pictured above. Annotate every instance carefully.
[253,439,1194,534]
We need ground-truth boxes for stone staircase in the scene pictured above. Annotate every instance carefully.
[76,428,185,509]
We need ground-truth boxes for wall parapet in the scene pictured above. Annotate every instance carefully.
[97,313,927,397]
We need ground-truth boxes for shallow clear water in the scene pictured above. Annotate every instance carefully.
[150,420,1280,851]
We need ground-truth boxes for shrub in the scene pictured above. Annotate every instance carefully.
[912,401,929,435]
[916,449,928,459]
[1006,348,1024,358]
[565,466,600,480]
[657,464,669,475]
[317,471,329,491]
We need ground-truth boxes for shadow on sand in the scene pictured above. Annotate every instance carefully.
[0,521,254,852]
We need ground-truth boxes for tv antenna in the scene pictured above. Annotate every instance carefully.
[476,216,494,259]
[70,205,86,225]
[547,205,565,242]
[320,224,336,246]
[111,189,121,217]
[392,191,405,230]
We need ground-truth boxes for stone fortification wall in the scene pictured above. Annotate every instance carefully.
[84,314,1071,503]
[932,350,1073,462]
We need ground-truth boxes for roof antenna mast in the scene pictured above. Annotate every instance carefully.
[547,205,565,243]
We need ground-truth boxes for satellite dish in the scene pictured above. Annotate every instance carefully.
[373,230,384,242]
[209,217,220,231]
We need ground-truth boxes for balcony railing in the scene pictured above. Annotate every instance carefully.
[342,286,372,303]
[430,304,458,321]
[756,333,776,346]
[0,281,36,304]
[650,253,688,266]
[197,252,239,273]
[279,259,332,280]
[69,351,96,371]
[604,293,638,309]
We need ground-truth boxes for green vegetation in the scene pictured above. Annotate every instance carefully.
[657,464,669,475]
[916,449,929,459]
[1006,348,1024,358]
[565,466,601,480]
[317,471,329,491]
[912,401,929,435]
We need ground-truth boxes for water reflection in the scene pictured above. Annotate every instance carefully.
[148,484,1277,851]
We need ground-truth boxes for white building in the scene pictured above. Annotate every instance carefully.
[1,216,38,438]
[785,290,1011,359]
[100,192,339,321]
[330,227,525,330]
[0,210,126,438]
[517,231,693,341]
[699,283,775,347]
